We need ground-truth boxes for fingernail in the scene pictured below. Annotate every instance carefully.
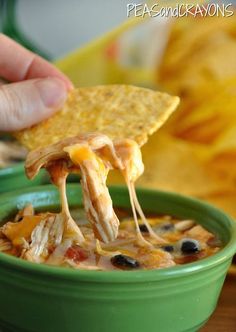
[35,77,67,108]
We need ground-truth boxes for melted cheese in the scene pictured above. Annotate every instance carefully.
[65,144,106,174]
[2,216,42,246]
[66,145,94,164]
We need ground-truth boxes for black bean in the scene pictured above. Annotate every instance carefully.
[139,224,149,233]
[111,254,140,270]
[161,223,175,232]
[155,222,175,234]
[162,245,174,253]
[180,239,200,254]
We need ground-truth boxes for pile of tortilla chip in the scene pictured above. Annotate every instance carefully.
[137,15,236,218]
[110,14,236,219]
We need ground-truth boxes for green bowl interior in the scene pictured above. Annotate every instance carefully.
[0,184,236,282]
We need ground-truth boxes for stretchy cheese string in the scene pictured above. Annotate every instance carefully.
[58,174,85,243]
[130,182,166,244]
[126,180,152,247]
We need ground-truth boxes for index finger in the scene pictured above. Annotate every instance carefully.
[0,34,73,89]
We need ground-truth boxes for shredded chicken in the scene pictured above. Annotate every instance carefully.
[46,239,73,266]
[175,220,195,232]
[21,213,67,263]
[65,144,119,243]
[185,225,214,243]
[20,132,166,264]
[0,238,12,252]
[25,133,150,245]
[25,134,122,244]
[0,208,220,270]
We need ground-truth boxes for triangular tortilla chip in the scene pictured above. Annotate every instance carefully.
[15,85,179,150]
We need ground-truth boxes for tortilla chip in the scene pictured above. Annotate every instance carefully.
[201,190,236,219]
[159,16,236,95]
[205,125,236,185]
[154,15,236,219]
[15,85,179,150]
[163,35,236,94]
[206,153,236,187]
[160,15,236,73]
[161,78,236,144]
[212,124,236,153]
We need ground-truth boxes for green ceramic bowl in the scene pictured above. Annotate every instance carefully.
[0,185,235,332]
[0,163,47,193]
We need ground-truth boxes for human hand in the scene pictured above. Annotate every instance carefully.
[0,34,73,131]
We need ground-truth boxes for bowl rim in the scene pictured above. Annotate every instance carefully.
[0,162,25,176]
[0,184,236,283]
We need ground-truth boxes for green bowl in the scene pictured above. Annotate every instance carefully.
[0,163,47,194]
[0,185,235,332]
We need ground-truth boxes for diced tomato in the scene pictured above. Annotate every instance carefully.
[65,245,89,263]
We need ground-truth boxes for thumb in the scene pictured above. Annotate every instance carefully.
[0,77,68,131]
